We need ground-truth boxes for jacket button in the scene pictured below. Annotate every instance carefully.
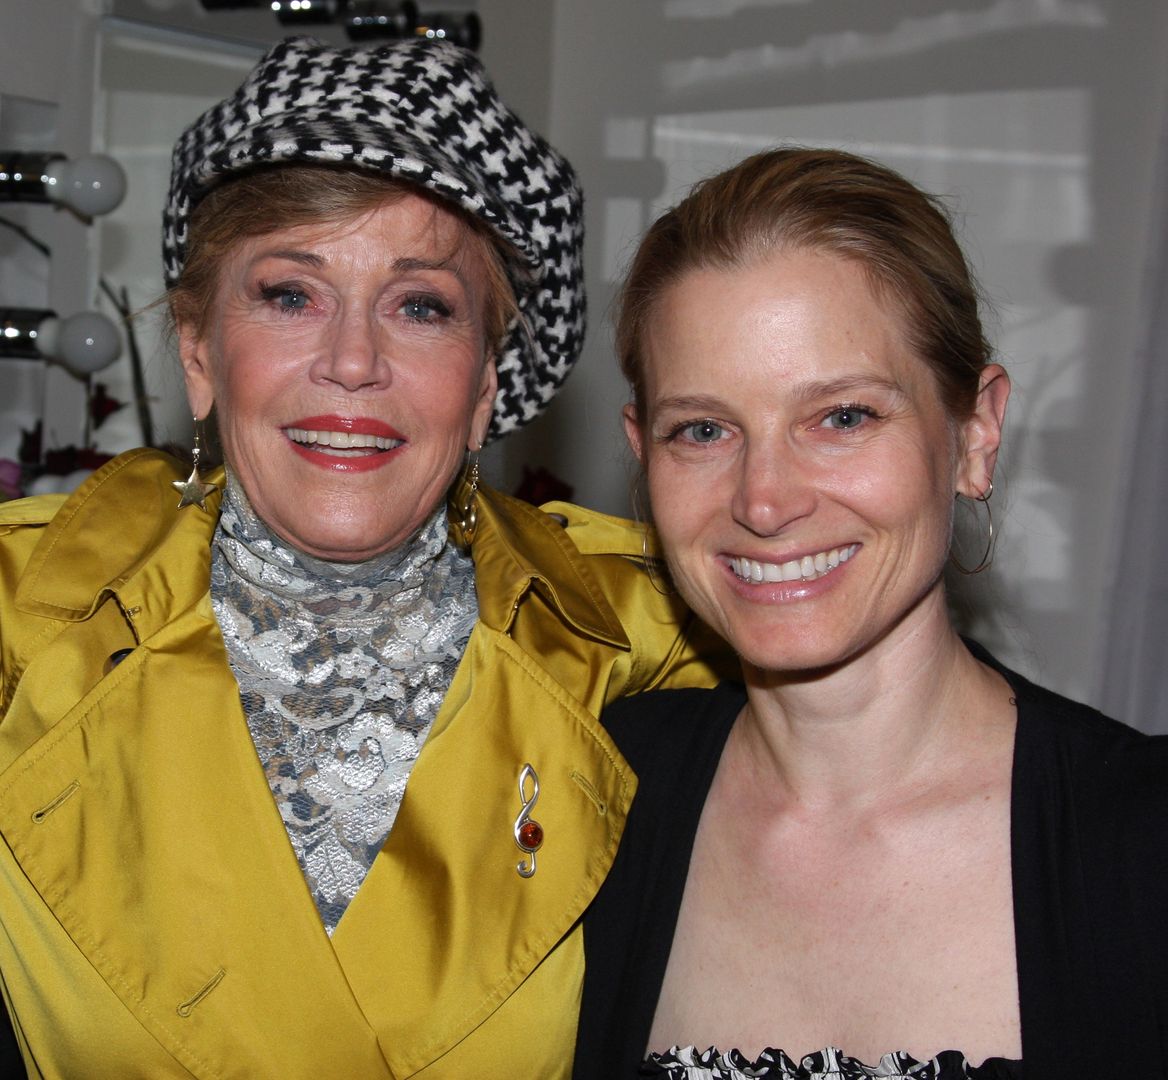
[104,648,134,674]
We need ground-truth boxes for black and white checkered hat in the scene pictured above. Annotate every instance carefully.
[163,36,585,440]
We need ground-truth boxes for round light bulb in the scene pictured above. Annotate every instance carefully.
[36,311,121,375]
[43,154,127,217]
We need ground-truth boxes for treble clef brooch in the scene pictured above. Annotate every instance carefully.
[513,763,544,878]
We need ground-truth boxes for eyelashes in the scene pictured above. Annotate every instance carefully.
[819,403,880,430]
[255,280,455,323]
[660,417,726,445]
[657,403,881,446]
[258,281,311,314]
[401,294,452,322]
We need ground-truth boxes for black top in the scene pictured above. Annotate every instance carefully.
[574,643,1168,1080]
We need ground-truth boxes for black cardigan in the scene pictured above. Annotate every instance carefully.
[574,645,1168,1079]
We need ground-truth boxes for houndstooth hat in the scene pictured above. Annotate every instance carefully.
[162,36,584,441]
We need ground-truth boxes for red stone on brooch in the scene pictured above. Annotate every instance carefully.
[518,819,544,851]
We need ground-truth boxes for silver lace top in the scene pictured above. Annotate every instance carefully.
[209,473,478,934]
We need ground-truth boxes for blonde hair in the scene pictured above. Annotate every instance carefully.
[167,164,518,355]
[617,147,992,423]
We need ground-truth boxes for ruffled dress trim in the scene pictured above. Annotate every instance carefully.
[642,1045,1022,1079]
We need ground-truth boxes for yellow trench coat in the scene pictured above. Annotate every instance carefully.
[0,449,726,1079]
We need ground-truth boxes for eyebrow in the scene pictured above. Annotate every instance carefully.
[650,375,907,415]
[261,249,325,268]
[790,374,907,401]
[255,250,467,280]
[651,394,729,415]
[394,255,460,273]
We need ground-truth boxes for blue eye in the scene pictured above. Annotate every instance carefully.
[672,418,724,443]
[402,295,452,322]
[822,405,874,430]
[690,419,723,442]
[260,284,310,311]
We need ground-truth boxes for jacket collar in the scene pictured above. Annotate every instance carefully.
[17,450,629,653]
[15,448,630,667]
[15,448,224,623]
[454,472,630,648]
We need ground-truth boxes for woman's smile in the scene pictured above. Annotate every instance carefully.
[630,247,974,673]
[727,542,859,586]
[283,415,407,469]
[179,194,497,561]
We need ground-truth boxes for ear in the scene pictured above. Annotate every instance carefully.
[955,364,1010,498]
[178,320,216,421]
[467,355,498,451]
[622,403,645,465]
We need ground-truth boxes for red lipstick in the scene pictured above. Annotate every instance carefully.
[285,415,404,439]
[282,415,406,473]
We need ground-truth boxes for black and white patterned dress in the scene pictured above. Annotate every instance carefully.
[642,1044,1021,1079]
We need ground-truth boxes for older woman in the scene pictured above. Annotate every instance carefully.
[0,38,725,1079]
[574,148,1168,1080]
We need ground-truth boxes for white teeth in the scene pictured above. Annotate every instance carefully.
[730,544,859,585]
[284,427,403,451]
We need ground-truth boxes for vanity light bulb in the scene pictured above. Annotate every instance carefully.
[43,154,127,217]
[36,311,122,375]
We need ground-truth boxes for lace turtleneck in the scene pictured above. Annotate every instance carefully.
[209,472,478,934]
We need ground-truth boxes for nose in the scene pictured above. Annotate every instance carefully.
[312,308,390,391]
[730,436,815,537]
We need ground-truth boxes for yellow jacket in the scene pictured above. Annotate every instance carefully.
[0,449,726,1079]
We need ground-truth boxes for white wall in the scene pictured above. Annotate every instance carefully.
[0,0,108,467]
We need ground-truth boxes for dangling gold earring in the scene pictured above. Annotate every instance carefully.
[172,415,219,511]
[458,444,481,544]
[951,479,995,575]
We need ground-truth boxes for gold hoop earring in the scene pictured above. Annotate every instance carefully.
[950,479,994,575]
[172,415,219,511]
[458,447,480,544]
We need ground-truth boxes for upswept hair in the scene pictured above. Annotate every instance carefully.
[616,147,993,422]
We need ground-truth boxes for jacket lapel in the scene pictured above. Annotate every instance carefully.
[0,608,393,1078]
[331,626,635,1077]
[329,484,637,1075]
[0,452,391,1078]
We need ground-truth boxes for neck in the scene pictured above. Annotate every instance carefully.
[732,599,1010,815]
[218,468,450,590]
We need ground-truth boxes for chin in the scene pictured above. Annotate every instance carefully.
[264,518,398,563]
[281,500,421,562]
[718,613,864,678]
[308,533,403,562]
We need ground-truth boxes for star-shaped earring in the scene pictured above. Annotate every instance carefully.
[173,415,219,511]
[172,465,218,510]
